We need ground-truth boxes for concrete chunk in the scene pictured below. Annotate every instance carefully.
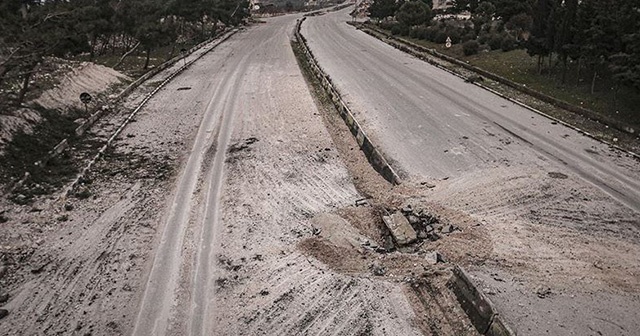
[382,212,417,246]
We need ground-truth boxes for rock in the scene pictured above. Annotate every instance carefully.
[424,225,434,233]
[425,251,445,265]
[31,261,49,274]
[441,225,454,234]
[370,262,386,276]
[382,212,417,246]
[0,214,7,224]
[417,230,428,240]
[536,286,552,298]
[382,235,395,252]
[465,75,484,83]
[0,266,6,278]
[0,309,8,319]
[428,233,440,242]
[401,205,413,213]
[64,202,74,211]
[355,198,369,207]
[0,293,8,303]
[420,181,436,188]
[15,194,27,204]
[406,215,420,225]
[259,289,270,296]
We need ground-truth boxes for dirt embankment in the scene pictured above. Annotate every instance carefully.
[0,59,129,155]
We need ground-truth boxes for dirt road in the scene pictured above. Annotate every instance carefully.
[302,8,640,336]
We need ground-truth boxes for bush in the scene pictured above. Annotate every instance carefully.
[461,32,477,42]
[447,29,462,44]
[411,25,429,40]
[501,36,517,51]
[462,40,480,56]
[391,23,410,36]
[424,26,439,41]
[434,31,448,44]
[488,34,504,50]
[477,34,490,45]
[379,21,395,31]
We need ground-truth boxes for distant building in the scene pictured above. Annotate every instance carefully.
[433,0,454,10]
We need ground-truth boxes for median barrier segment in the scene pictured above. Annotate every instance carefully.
[295,17,401,185]
[448,265,517,336]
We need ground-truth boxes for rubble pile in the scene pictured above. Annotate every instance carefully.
[383,204,459,248]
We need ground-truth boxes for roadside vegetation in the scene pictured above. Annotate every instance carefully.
[367,0,640,130]
[0,0,250,109]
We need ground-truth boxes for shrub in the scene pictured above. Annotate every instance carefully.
[424,26,439,41]
[379,21,395,31]
[461,33,477,42]
[434,31,448,44]
[391,23,410,36]
[501,36,517,51]
[488,34,504,50]
[477,34,490,45]
[447,29,462,44]
[462,40,480,56]
[412,25,429,40]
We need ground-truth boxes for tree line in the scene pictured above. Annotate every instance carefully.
[0,0,249,107]
[368,0,640,94]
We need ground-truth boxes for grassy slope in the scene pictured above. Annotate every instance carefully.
[402,36,640,129]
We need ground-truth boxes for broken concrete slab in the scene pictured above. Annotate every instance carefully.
[382,211,417,246]
[425,251,443,265]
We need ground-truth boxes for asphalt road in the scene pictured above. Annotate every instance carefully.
[302,11,640,214]
[302,8,640,336]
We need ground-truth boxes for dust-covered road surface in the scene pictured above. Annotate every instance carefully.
[131,14,459,336]
[303,8,640,336]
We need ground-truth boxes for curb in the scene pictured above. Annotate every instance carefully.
[355,24,640,161]
[295,18,401,185]
[60,28,239,200]
[9,29,239,194]
[448,265,517,336]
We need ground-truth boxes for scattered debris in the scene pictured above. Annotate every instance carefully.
[31,261,50,274]
[370,262,386,276]
[355,198,369,207]
[441,224,455,234]
[259,289,270,296]
[465,75,484,83]
[536,286,552,298]
[420,181,436,188]
[228,137,260,153]
[548,172,568,179]
[425,251,444,265]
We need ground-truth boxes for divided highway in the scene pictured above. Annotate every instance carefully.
[302,10,640,213]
